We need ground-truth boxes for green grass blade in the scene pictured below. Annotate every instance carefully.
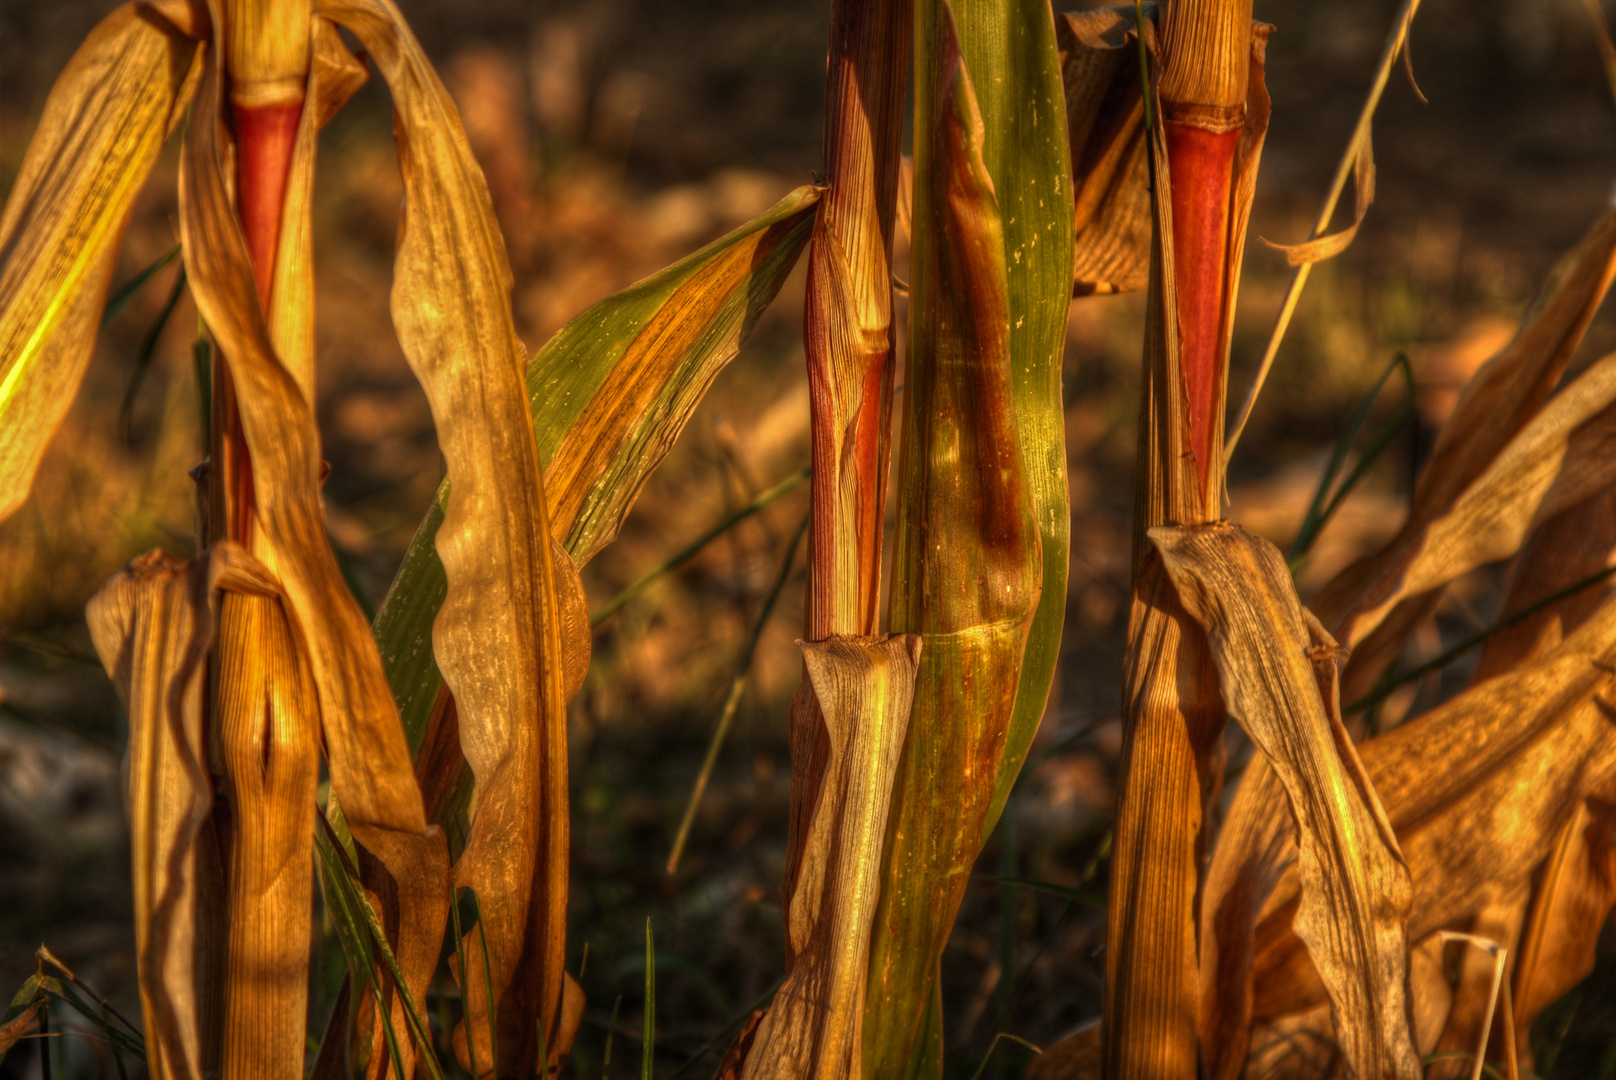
[642,920,655,1080]
[100,244,181,329]
[968,1033,1043,1080]
[665,510,808,873]
[592,466,808,627]
[117,266,186,437]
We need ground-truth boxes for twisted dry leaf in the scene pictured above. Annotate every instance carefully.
[1151,522,1419,1080]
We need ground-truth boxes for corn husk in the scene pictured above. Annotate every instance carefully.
[0,0,204,526]
[1150,523,1419,1080]
[1313,206,1616,702]
[859,5,1041,1072]
[739,636,920,1079]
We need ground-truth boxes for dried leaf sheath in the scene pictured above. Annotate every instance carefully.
[0,0,203,524]
[178,19,450,1078]
[740,636,920,1079]
[1150,523,1419,1080]
[860,5,1041,1072]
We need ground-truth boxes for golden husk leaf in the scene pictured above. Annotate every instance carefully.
[0,0,204,526]
[1150,523,1419,1080]
[740,635,920,1079]
[316,0,577,1070]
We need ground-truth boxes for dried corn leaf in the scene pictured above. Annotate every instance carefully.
[948,0,1076,843]
[0,0,204,524]
[1207,592,1616,1075]
[1058,5,1152,296]
[87,543,286,1080]
[1314,207,1616,697]
[1473,488,1616,682]
[741,635,920,1079]
[375,187,819,754]
[1329,345,1616,674]
[1151,523,1419,1080]
[861,7,1041,1072]
[178,25,450,1080]
[318,0,577,1069]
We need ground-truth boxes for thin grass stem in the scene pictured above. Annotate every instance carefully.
[642,919,655,1080]
[591,467,808,627]
[665,510,809,873]
[968,1033,1043,1080]
[1224,0,1425,458]
[100,245,181,328]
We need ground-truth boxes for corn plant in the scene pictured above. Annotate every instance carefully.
[3,0,1616,1077]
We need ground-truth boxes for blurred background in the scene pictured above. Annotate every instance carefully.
[3,0,1616,1074]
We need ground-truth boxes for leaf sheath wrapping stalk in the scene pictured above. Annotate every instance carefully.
[741,635,920,1079]
[375,189,820,755]
[179,17,450,1077]
[946,0,1077,844]
[860,7,1041,1073]
[318,0,578,1068]
[1149,523,1419,1080]
[803,0,909,640]
[1104,14,1269,1079]
[0,0,204,525]
[87,544,295,1080]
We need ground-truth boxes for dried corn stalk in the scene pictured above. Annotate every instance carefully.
[1104,2,1270,1074]
[860,4,1042,1071]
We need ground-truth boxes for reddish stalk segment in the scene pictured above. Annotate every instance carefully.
[1163,119,1238,498]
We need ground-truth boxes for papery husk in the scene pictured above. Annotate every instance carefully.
[87,543,288,1080]
[860,6,1041,1073]
[950,0,1076,844]
[1059,5,1153,296]
[740,635,920,1079]
[0,0,205,526]
[315,0,578,1070]
[1204,591,1616,1077]
[1150,522,1420,1080]
[376,187,819,755]
[1104,14,1268,1080]
[1313,206,1616,702]
[178,19,451,1080]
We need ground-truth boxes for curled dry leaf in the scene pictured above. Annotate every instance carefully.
[375,186,820,752]
[740,635,921,1079]
[1150,522,1419,1080]
[861,6,1041,1072]
[1206,591,1616,1077]
[1312,206,1616,700]
[318,0,578,1069]
[179,13,450,1078]
[0,0,205,524]
[1058,4,1152,297]
[1259,133,1374,268]
[87,543,288,1080]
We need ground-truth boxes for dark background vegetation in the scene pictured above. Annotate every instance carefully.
[4,0,1616,1074]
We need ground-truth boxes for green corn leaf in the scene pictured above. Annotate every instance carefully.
[374,187,820,755]
[950,0,1077,845]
